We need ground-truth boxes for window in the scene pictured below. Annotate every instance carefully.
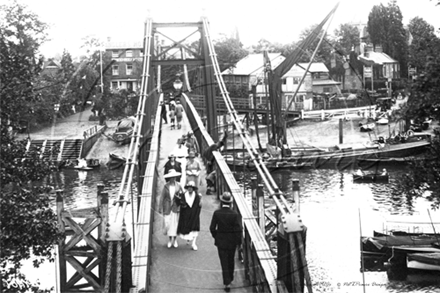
[112,65,119,75]
[323,87,332,93]
[112,50,119,58]
[126,50,133,57]
[112,81,118,89]
[293,77,300,84]
[126,64,133,75]
[282,79,287,85]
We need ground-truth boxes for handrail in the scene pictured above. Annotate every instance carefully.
[113,17,153,224]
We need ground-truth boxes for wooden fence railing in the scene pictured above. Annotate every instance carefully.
[182,93,288,293]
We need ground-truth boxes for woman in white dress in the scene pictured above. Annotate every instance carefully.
[159,169,183,248]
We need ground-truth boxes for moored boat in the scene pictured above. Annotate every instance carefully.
[107,153,126,170]
[407,252,440,272]
[353,170,389,183]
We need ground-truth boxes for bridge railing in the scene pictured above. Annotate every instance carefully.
[130,93,163,292]
[182,93,288,293]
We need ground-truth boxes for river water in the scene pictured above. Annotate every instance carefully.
[234,165,440,293]
[24,162,440,292]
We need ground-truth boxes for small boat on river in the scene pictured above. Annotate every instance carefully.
[107,153,126,170]
[353,169,389,183]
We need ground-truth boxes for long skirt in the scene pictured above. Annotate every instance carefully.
[163,211,179,237]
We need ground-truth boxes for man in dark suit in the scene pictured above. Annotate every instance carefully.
[210,192,242,292]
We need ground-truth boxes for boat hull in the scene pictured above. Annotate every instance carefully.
[225,139,431,170]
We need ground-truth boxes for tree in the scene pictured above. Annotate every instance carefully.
[408,17,440,72]
[0,1,62,290]
[367,1,408,77]
[396,54,440,209]
[298,24,334,67]
[213,34,248,72]
[331,23,361,80]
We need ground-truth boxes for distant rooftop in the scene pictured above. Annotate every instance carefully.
[221,53,285,76]
[105,42,143,50]
[282,62,330,78]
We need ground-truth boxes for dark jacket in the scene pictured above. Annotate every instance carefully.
[210,206,242,249]
[164,160,182,175]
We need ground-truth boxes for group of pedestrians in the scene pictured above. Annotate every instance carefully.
[159,166,202,251]
[158,113,241,292]
[161,99,184,130]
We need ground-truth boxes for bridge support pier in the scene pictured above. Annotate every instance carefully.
[57,186,133,293]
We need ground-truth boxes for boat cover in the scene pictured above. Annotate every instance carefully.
[407,252,440,266]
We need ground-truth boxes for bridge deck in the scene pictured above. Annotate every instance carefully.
[148,113,253,292]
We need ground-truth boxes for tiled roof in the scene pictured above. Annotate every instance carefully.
[282,62,329,78]
[221,53,285,75]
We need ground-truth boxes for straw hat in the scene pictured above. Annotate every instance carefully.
[186,151,195,158]
[168,154,176,159]
[185,181,198,190]
[220,192,233,203]
[164,169,181,179]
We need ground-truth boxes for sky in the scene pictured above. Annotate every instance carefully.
[7,0,440,57]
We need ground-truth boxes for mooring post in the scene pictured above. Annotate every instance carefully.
[56,190,66,292]
[292,179,300,213]
[339,118,343,144]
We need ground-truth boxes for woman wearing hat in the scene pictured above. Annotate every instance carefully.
[185,151,201,187]
[164,154,182,182]
[159,169,183,248]
[210,192,242,291]
[176,181,202,250]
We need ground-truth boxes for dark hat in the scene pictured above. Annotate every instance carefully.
[185,181,198,190]
[164,169,181,179]
[220,192,233,203]
[187,151,195,158]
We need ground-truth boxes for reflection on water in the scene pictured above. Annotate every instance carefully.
[27,164,440,292]
[236,165,440,293]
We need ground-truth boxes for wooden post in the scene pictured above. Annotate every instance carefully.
[339,118,343,144]
[251,177,257,217]
[100,191,109,284]
[292,179,300,213]
[256,184,265,235]
[56,190,66,292]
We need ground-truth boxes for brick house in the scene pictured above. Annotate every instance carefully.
[105,42,144,92]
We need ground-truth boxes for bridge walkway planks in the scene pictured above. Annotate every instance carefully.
[148,112,253,293]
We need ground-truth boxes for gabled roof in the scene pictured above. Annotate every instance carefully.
[282,62,329,78]
[221,53,285,76]
[358,51,397,65]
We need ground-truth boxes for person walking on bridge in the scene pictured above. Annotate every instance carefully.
[159,169,183,248]
[176,181,201,250]
[164,154,182,182]
[185,151,201,187]
[175,100,184,129]
[210,192,242,292]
